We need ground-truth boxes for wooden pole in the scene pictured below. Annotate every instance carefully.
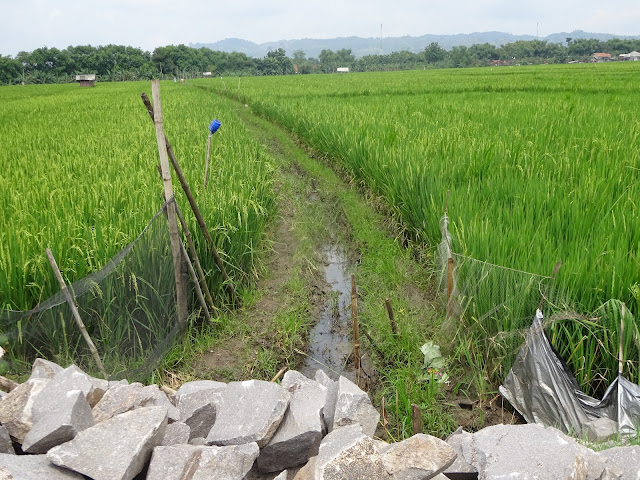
[538,261,562,311]
[175,204,217,315]
[140,92,239,307]
[381,396,388,442]
[271,366,288,383]
[204,133,212,188]
[385,297,398,335]
[351,274,361,383]
[411,403,422,435]
[45,248,108,379]
[151,80,188,326]
[619,303,626,375]
[179,240,211,322]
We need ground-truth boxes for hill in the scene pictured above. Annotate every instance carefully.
[191,30,640,59]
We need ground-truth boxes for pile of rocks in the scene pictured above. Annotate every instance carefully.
[0,359,639,479]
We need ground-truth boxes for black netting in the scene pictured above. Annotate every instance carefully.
[0,200,184,382]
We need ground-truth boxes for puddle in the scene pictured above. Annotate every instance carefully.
[301,245,355,381]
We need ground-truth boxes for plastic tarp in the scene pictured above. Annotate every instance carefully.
[500,310,640,437]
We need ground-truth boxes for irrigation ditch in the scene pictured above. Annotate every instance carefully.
[160,95,516,440]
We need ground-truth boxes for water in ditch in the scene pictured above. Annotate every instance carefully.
[301,244,356,381]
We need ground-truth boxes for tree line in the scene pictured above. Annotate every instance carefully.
[1,37,639,85]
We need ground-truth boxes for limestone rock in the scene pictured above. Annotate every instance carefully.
[0,453,85,479]
[174,380,227,396]
[584,417,618,443]
[47,405,168,480]
[92,382,179,423]
[273,470,288,480]
[173,384,226,440]
[599,445,640,479]
[0,378,48,443]
[32,365,105,413]
[28,358,64,381]
[146,443,259,480]
[258,370,327,472]
[206,380,290,448]
[314,424,392,480]
[314,370,338,433]
[332,376,379,437]
[0,426,13,455]
[161,421,191,446]
[472,423,607,480]
[381,433,457,480]
[444,428,481,479]
[22,389,94,454]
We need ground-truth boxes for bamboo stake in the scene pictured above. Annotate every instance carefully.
[46,248,108,379]
[271,366,288,383]
[204,133,212,188]
[175,204,217,315]
[140,92,239,307]
[381,396,388,442]
[447,257,455,300]
[538,261,562,311]
[151,80,188,326]
[385,297,398,335]
[179,240,211,322]
[395,389,400,439]
[351,274,361,384]
[619,303,626,375]
[411,403,422,435]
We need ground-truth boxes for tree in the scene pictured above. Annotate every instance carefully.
[0,55,21,85]
[423,42,446,64]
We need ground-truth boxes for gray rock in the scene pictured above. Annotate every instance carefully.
[92,382,179,423]
[47,405,168,480]
[161,421,191,446]
[472,423,607,480]
[0,378,48,443]
[189,437,207,445]
[332,376,379,437]
[28,358,64,380]
[314,370,338,433]
[444,428,481,478]
[0,453,85,479]
[381,433,457,480]
[146,443,259,480]
[108,379,130,389]
[584,417,618,443]
[292,456,316,480]
[0,426,13,455]
[174,385,226,440]
[599,445,640,479]
[174,380,227,397]
[314,424,392,479]
[273,470,288,480]
[206,380,290,448]
[22,389,94,454]
[258,370,328,472]
[32,365,105,414]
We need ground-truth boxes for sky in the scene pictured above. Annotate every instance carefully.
[1,0,639,57]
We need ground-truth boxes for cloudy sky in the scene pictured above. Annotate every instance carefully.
[1,0,638,57]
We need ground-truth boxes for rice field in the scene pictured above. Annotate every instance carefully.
[198,63,640,392]
[0,81,275,312]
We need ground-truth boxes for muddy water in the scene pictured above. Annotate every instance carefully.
[301,245,355,381]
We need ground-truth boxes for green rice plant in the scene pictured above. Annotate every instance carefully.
[0,80,276,375]
[198,62,640,392]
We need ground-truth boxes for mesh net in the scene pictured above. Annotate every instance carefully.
[0,200,183,382]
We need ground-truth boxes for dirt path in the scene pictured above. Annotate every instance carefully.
[175,102,518,437]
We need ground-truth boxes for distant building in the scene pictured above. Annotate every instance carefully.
[75,74,96,87]
[591,53,612,62]
[336,67,350,73]
[619,51,640,61]
[202,72,212,77]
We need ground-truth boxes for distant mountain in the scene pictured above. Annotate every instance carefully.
[191,30,640,59]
